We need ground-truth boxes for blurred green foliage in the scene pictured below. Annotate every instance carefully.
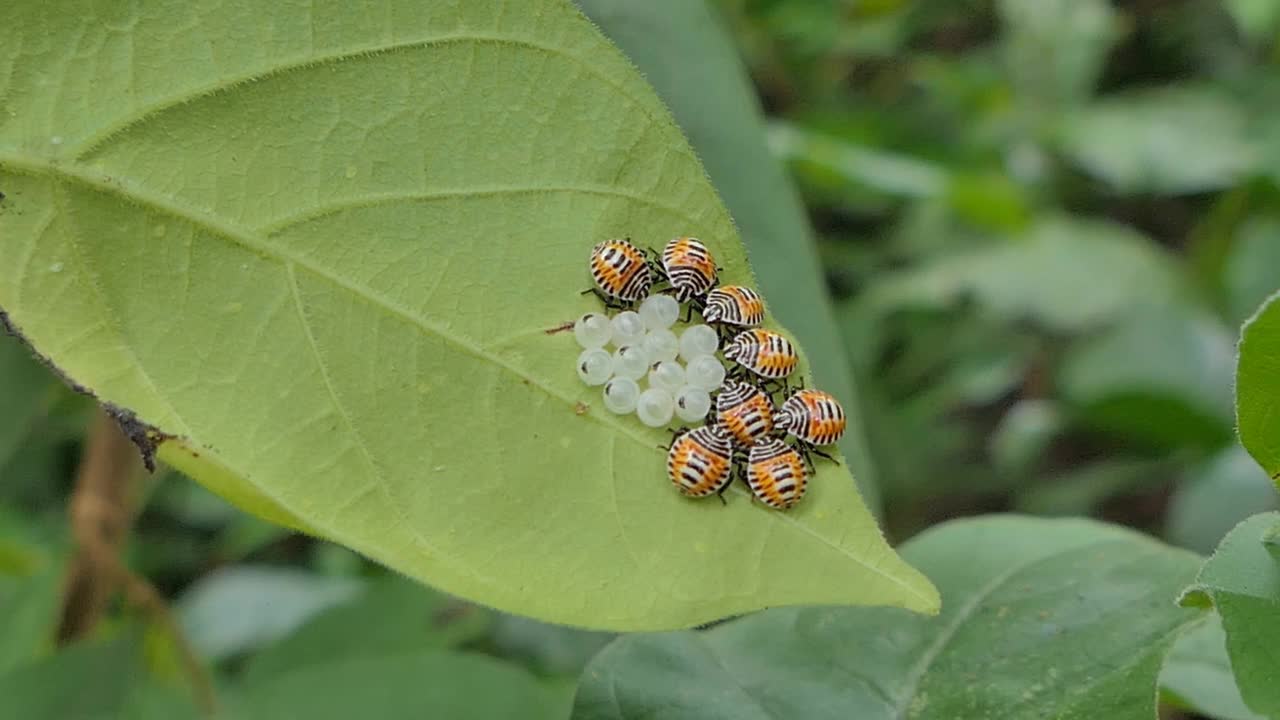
[719,0,1280,539]
[3,0,1280,717]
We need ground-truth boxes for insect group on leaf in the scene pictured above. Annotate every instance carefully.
[580,236,846,510]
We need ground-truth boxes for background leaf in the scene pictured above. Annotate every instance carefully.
[575,0,881,510]
[1166,447,1279,555]
[572,515,1202,720]
[243,575,490,684]
[176,566,360,663]
[1225,219,1280,326]
[236,651,563,720]
[1181,512,1280,718]
[1058,86,1257,195]
[0,0,934,630]
[1236,292,1280,481]
[1160,613,1266,720]
[1059,304,1235,450]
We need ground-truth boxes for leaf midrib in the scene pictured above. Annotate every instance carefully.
[0,151,931,603]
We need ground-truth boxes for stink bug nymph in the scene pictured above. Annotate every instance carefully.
[588,238,652,306]
[714,380,775,447]
[745,437,808,510]
[666,425,735,499]
[775,389,847,453]
[701,286,765,328]
[659,236,719,303]
[723,329,799,381]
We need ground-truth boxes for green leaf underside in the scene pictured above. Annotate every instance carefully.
[1237,292,1280,483]
[1180,512,1280,717]
[0,1,935,629]
[573,516,1202,720]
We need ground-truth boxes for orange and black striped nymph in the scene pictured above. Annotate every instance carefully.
[590,239,652,303]
[746,437,808,510]
[661,236,718,302]
[775,389,846,447]
[723,329,799,380]
[701,286,765,327]
[715,380,775,447]
[667,425,735,498]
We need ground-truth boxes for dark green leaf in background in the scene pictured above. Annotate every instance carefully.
[573,516,1202,720]
[998,0,1118,110]
[1059,87,1258,195]
[244,575,490,684]
[1225,218,1280,326]
[1181,512,1280,718]
[1167,447,1279,555]
[177,566,360,663]
[1060,304,1235,450]
[1161,613,1266,720]
[863,216,1185,333]
[237,651,562,720]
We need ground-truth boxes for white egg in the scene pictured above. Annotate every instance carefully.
[603,377,641,414]
[576,348,613,386]
[611,345,651,380]
[573,313,612,349]
[678,324,719,361]
[673,386,712,422]
[648,360,686,393]
[636,388,675,427]
[685,354,727,391]
[610,311,647,347]
[638,294,680,329]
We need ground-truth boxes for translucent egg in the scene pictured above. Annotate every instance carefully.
[612,345,651,380]
[639,294,680,330]
[636,388,675,427]
[678,324,719,361]
[685,354,727,391]
[642,328,680,363]
[611,311,647,347]
[603,377,640,414]
[574,313,612,349]
[648,360,686,393]
[576,348,613,386]
[674,386,711,422]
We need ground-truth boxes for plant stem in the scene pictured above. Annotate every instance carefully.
[57,409,218,716]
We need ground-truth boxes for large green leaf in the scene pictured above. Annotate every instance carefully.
[1181,512,1280,718]
[572,516,1202,720]
[0,0,935,630]
[237,651,562,720]
[1237,291,1280,481]
[575,0,881,510]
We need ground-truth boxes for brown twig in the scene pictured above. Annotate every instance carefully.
[58,409,217,716]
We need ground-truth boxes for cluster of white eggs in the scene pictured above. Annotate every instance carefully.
[575,295,727,427]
